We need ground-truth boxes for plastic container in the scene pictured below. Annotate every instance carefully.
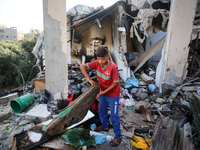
[10,93,35,113]
[90,123,97,131]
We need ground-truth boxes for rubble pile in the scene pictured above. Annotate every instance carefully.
[0,63,200,149]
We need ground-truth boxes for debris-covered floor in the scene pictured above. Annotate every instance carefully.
[0,63,200,150]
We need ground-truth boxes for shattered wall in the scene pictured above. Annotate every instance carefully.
[71,17,112,64]
[111,5,131,81]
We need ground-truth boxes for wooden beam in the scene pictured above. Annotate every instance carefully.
[149,117,178,150]
[128,36,165,73]
[182,123,193,150]
[12,85,100,150]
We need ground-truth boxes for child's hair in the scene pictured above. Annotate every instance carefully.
[96,45,109,57]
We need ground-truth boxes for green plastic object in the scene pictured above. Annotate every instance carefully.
[10,93,35,113]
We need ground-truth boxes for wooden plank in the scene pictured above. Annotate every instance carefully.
[12,85,100,150]
[178,127,184,150]
[149,117,178,150]
[128,36,165,73]
[182,123,193,150]
[182,86,197,91]
[189,98,200,135]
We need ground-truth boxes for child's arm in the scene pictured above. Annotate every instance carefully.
[96,82,118,98]
[80,64,96,86]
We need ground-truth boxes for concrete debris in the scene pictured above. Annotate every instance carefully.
[0,106,11,122]
[18,120,31,126]
[140,73,154,81]
[0,64,199,149]
[67,4,103,21]
[137,92,148,99]
[0,93,18,106]
[155,97,165,104]
[54,92,62,101]
[25,104,51,121]
[130,87,138,94]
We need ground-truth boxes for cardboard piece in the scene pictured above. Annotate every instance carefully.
[33,78,45,93]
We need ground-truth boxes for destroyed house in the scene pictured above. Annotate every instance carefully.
[2,0,200,150]
[66,1,168,82]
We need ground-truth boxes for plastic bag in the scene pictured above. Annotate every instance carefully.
[124,76,139,88]
[94,133,106,145]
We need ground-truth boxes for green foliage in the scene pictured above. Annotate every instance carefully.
[0,29,41,90]
[19,29,41,81]
[0,40,21,87]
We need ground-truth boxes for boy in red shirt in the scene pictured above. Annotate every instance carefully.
[80,45,121,146]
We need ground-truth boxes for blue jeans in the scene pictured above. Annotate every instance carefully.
[99,95,121,138]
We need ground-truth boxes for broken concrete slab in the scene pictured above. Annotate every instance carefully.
[130,88,138,94]
[137,92,148,100]
[0,93,18,106]
[140,73,154,82]
[54,92,62,100]
[18,120,31,126]
[0,106,11,122]
[25,104,51,121]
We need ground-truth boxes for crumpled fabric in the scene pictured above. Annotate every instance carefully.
[130,136,151,150]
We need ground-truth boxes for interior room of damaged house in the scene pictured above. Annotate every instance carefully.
[1,0,200,149]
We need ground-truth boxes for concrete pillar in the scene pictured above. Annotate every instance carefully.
[43,0,68,98]
[156,0,197,90]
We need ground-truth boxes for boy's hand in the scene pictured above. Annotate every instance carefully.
[89,79,96,86]
[96,91,105,99]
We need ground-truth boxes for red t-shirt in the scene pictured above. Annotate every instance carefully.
[87,60,120,97]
